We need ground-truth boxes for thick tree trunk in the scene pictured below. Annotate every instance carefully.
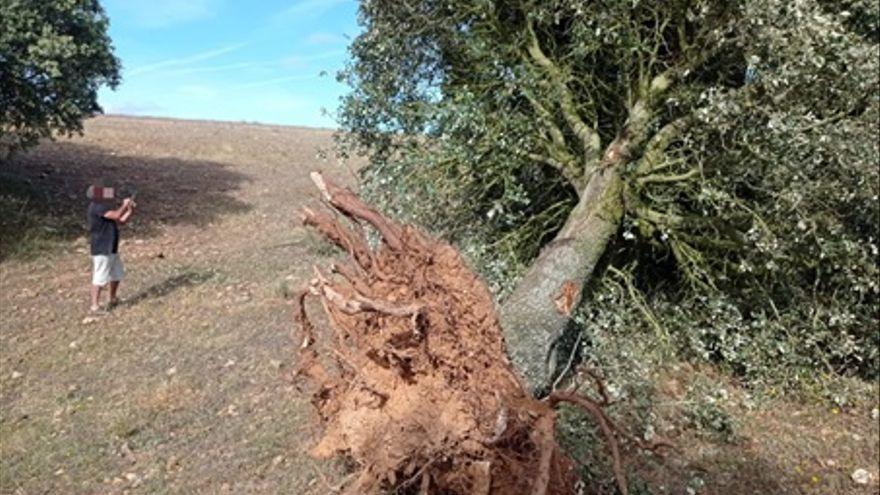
[500,166,624,393]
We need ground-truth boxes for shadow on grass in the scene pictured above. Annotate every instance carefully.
[629,446,794,495]
[124,269,218,307]
[0,141,251,261]
[559,407,821,495]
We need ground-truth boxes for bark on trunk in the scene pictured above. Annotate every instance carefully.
[499,166,624,393]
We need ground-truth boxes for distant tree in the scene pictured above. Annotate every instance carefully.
[1,0,120,155]
[339,0,879,392]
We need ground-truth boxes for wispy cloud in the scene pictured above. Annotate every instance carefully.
[127,43,248,77]
[105,101,164,115]
[127,47,343,83]
[98,0,356,128]
[178,84,220,100]
[235,74,322,90]
[160,61,274,77]
[306,32,348,46]
[283,49,346,67]
[106,0,222,28]
[273,0,353,24]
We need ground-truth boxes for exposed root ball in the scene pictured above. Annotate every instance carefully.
[293,173,665,494]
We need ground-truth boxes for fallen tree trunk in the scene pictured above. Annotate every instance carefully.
[500,78,672,394]
[499,166,624,393]
[293,173,667,495]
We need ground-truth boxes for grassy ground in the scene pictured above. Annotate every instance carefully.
[0,116,354,494]
[628,366,879,495]
[1,116,877,494]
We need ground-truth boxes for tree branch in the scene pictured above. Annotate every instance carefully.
[527,153,586,191]
[637,117,692,173]
[624,70,677,146]
[521,88,587,190]
[522,88,568,151]
[636,167,700,186]
[623,20,733,154]
[525,19,601,166]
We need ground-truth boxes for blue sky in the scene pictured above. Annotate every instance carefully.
[98,0,360,128]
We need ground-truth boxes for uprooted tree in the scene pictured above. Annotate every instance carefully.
[336,0,879,392]
[295,173,669,494]
[298,0,877,491]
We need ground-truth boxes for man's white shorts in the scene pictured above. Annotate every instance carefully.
[91,254,124,286]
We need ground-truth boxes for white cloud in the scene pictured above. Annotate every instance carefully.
[127,43,248,77]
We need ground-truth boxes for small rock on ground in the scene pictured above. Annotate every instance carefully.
[851,468,870,485]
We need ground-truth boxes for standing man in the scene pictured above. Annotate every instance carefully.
[87,183,136,313]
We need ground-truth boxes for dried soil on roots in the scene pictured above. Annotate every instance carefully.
[293,173,644,494]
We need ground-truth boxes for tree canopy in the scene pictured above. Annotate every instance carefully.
[1,0,120,154]
[338,0,879,389]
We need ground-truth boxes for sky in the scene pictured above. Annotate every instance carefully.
[97,0,360,128]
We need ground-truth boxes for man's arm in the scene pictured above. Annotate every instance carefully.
[118,201,136,225]
[102,198,135,224]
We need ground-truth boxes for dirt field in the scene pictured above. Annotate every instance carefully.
[1,116,877,494]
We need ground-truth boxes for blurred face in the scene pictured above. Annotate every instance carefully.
[88,185,115,202]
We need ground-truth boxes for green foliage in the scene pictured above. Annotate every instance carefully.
[682,376,739,443]
[0,0,120,154]
[338,0,879,390]
[605,0,880,383]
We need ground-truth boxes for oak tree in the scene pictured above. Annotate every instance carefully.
[1,0,120,154]
[338,0,879,392]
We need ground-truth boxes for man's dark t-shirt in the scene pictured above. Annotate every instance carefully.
[87,201,119,255]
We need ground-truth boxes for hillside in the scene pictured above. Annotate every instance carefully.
[1,116,357,493]
[0,116,877,494]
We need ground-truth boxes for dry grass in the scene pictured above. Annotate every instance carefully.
[0,116,357,494]
[0,116,876,494]
[630,366,880,495]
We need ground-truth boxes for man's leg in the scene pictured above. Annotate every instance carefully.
[90,284,103,311]
[108,254,124,307]
[109,281,120,305]
[91,255,110,312]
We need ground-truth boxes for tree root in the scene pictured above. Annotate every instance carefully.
[292,173,671,494]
